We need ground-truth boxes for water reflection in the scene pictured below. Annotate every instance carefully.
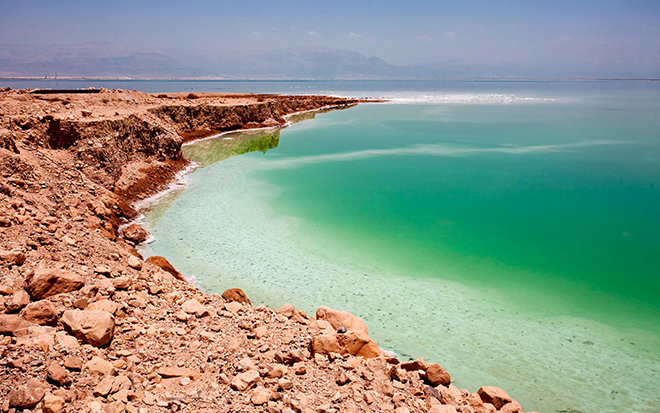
[183,128,281,168]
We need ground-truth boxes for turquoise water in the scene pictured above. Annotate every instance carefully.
[142,83,660,413]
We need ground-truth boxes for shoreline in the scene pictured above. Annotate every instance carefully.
[130,102,363,233]
[0,88,529,413]
[2,76,658,82]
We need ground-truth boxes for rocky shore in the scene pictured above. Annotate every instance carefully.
[0,88,533,413]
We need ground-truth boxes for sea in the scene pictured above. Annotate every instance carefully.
[4,79,659,413]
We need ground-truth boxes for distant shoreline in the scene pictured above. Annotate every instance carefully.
[1,76,658,82]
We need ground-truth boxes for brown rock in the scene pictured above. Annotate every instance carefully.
[423,386,442,401]
[337,330,380,358]
[231,369,260,391]
[0,217,11,227]
[278,303,298,318]
[47,361,71,386]
[87,299,118,314]
[93,376,114,397]
[389,365,407,382]
[312,333,341,355]
[0,249,26,266]
[8,378,47,409]
[225,301,242,313]
[6,288,30,312]
[145,256,185,281]
[222,288,250,304]
[20,300,58,326]
[440,385,464,407]
[283,350,305,365]
[26,268,85,300]
[400,358,428,372]
[499,400,523,413]
[42,392,66,413]
[63,356,83,371]
[477,386,512,410]
[278,378,293,391]
[73,298,88,309]
[61,309,115,347]
[251,387,271,405]
[122,223,149,244]
[356,339,381,358]
[425,363,451,387]
[181,298,210,317]
[315,306,368,335]
[127,255,142,270]
[465,393,488,413]
[293,363,307,375]
[0,285,14,295]
[56,331,80,348]
[0,314,34,335]
[84,356,115,376]
[112,278,131,290]
[235,357,257,372]
[268,364,287,378]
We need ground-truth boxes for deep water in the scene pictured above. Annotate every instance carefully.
[133,81,660,413]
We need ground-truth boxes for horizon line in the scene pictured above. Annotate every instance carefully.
[1,77,658,82]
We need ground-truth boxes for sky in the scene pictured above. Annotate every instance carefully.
[1,0,659,77]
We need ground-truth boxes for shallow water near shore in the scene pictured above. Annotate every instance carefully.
[142,82,660,413]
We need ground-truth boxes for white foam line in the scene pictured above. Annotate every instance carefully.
[314,93,553,105]
[254,140,623,170]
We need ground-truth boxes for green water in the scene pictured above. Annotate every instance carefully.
[143,85,660,413]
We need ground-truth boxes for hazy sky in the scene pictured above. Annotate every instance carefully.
[1,0,659,75]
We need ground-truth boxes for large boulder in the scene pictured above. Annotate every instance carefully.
[222,288,251,304]
[26,268,85,300]
[316,306,368,334]
[20,301,58,326]
[122,223,150,244]
[145,256,185,281]
[311,306,381,359]
[425,363,451,387]
[61,310,115,347]
[477,386,513,410]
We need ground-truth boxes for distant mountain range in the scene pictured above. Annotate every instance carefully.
[0,42,651,80]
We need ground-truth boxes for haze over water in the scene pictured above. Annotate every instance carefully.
[140,81,660,413]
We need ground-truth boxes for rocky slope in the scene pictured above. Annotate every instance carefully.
[0,88,532,413]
